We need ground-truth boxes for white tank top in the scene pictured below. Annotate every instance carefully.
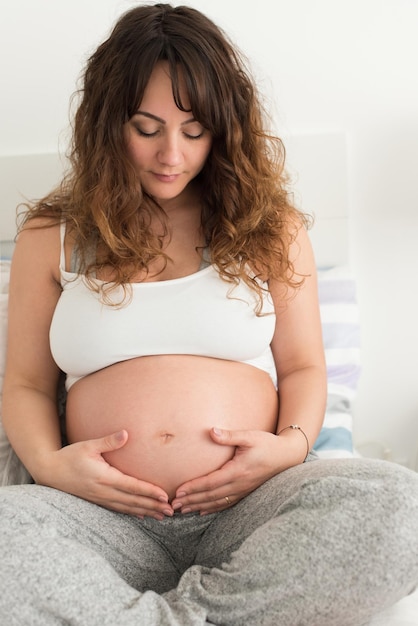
[50,223,277,390]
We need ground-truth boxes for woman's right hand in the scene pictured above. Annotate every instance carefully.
[34,430,174,520]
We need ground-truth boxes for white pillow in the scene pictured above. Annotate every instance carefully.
[0,260,31,485]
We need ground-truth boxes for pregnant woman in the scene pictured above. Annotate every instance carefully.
[1,5,417,625]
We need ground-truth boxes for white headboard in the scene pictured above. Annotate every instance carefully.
[0,153,64,254]
[0,132,349,266]
[284,132,349,267]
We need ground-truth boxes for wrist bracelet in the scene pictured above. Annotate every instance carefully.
[277,424,310,462]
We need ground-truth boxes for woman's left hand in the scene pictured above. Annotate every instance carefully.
[171,427,299,515]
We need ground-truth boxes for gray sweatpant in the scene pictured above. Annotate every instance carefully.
[0,457,417,625]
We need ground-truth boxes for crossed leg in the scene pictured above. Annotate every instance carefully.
[0,458,417,625]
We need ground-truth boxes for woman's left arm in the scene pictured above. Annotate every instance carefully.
[172,223,327,514]
[269,222,327,464]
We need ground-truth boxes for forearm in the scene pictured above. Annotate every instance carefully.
[2,383,62,481]
[276,363,327,460]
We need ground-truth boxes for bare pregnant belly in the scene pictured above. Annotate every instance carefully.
[66,355,278,500]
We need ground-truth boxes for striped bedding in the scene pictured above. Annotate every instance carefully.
[313,266,361,458]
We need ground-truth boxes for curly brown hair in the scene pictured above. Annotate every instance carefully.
[21,3,309,309]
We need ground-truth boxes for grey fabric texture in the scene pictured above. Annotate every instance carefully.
[0,457,417,625]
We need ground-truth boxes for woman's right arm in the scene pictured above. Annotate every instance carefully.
[3,222,64,472]
[2,222,173,519]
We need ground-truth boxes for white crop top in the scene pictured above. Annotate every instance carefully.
[50,223,277,390]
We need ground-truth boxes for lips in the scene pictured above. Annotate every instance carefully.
[152,173,181,182]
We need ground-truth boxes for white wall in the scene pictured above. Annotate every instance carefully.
[1,0,418,467]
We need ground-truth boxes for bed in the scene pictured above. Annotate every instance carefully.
[1,133,417,624]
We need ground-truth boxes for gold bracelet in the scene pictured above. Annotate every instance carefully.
[277,424,310,462]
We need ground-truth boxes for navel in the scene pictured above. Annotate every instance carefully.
[159,432,175,444]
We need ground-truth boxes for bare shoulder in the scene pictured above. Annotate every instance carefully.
[287,219,316,270]
[268,221,317,302]
[269,221,324,374]
[14,217,62,285]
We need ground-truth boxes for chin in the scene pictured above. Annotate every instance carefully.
[145,183,193,205]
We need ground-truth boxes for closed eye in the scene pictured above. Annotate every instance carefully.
[134,126,205,141]
[183,131,205,140]
[134,127,159,138]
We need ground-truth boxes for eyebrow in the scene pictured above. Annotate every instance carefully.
[134,110,197,126]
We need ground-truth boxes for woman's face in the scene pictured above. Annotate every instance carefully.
[124,61,212,207]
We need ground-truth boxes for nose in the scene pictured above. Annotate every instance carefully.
[157,134,183,167]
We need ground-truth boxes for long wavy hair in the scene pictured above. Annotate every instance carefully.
[21,3,309,308]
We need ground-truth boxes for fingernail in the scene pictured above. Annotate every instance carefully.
[176,491,186,498]
[181,507,192,514]
[163,509,173,517]
[158,496,168,503]
[172,502,182,510]
[213,428,222,436]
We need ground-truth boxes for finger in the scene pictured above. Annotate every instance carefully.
[86,478,174,519]
[187,491,244,516]
[199,496,236,516]
[114,496,173,520]
[174,463,236,500]
[94,493,170,520]
[172,481,237,515]
[210,427,255,448]
[200,493,236,513]
[91,430,129,453]
[101,466,171,504]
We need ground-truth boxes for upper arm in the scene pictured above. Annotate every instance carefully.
[5,221,63,397]
[269,224,325,382]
